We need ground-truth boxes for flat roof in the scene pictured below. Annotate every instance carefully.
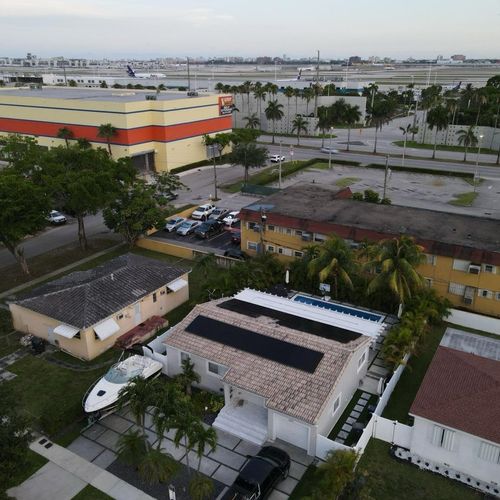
[0,87,213,103]
[242,184,500,254]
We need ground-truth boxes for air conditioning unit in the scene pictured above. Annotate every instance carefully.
[301,233,312,241]
[463,297,473,305]
[468,264,481,275]
[252,224,261,232]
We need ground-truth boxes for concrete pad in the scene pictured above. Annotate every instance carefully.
[67,436,105,462]
[92,449,117,469]
[338,431,349,439]
[350,410,361,418]
[82,423,107,440]
[95,429,121,452]
[268,440,314,466]
[215,428,241,450]
[143,412,154,429]
[7,462,86,500]
[268,490,289,500]
[183,451,220,476]
[212,464,240,486]
[360,393,371,400]
[289,460,307,481]
[208,445,247,470]
[158,439,186,461]
[354,404,364,412]
[100,414,133,434]
[233,439,261,458]
[341,424,352,432]
[335,438,345,444]
[346,417,356,424]
[275,475,298,495]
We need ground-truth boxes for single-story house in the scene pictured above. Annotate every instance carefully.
[9,253,189,360]
[164,288,387,454]
[409,328,500,490]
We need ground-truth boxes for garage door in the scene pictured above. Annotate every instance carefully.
[275,414,310,450]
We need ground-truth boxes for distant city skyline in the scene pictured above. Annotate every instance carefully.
[1,0,499,59]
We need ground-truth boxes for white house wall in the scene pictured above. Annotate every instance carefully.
[410,416,500,485]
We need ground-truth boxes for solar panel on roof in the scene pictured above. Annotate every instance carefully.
[218,299,361,344]
[185,315,324,373]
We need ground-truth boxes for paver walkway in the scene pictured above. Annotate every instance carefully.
[0,348,28,382]
[8,437,155,500]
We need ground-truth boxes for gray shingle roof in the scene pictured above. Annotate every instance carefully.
[14,253,188,328]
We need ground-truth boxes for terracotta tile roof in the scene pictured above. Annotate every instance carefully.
[410,346,500,444]
[165,298,370,424]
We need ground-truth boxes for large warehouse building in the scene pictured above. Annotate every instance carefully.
[0,87,233,172]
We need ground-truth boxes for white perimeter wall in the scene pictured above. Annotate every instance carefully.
[447,309,500,336]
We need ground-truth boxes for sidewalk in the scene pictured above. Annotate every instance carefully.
[8,437,155,500]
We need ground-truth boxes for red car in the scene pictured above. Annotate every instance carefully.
[231,230,241,245]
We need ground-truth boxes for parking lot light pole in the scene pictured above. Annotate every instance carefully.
[279,140,283,189]
[328,127,333,169]
[474,134,484,193]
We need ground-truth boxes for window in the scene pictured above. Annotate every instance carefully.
[294,250,304,258]
[478,442,500,464]
[452,259,470,272]
[247,222,257,230]
[314,233,326,242]
[153,292,157,303]
[247,241,258,251]
[431,425,455,451]
[478,289,493,299]
[448,282,466,296]
[332,394,341,415]
[267,225,275,232]
[357,351,367,370]
[424,278,433,288]
[266,245,275,253]
[278,247,293,256]
[208,361,227,377]
[285,228,292,235]
[180,352,190,363]
[425,254,437,266]
[483,264,496,274]
[496,292,500,301]
[160,289,166,295]
[116,313,124,320]
[295,230,303,237]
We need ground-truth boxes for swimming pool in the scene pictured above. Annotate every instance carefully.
[293,295,383,322]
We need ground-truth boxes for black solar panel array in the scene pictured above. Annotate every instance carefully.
[218,299,361,344]
[185,315,324,373]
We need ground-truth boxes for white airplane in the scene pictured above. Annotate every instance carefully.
[126,65,166,78]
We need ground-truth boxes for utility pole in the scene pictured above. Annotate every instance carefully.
[314,50,320,116]
[63,64,67,86]
[187,57,191,91]
[412,99,419,141]
[383,155,390,199]
[278,140,283,188]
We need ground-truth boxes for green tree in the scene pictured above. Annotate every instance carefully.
[117,429,149,467]
[291,115,308,145]
[420,85,442,143]
[76,137,92,149]
[456,126,478,161]
[189,474,215,500]
[103,181,168,247]
[229,142,268,184]
[68,79,77,87]
[243,113,260,130]
[253,85,267,122]
[343,104,362,152]
[284,86,295,133]
[138,447,179,485]
[0,134,41,172]
[316,106,332,147]
[426,104,449,159]
[56,126,74,147]
[368,98,394,153]
[191,421,217,473]
[0,171,50,274]
[118,375,155,435]
[100,80,108,88]
[265,99,284,144]
[308,236,355,299]
[176,357,201,396]
[97,123,118,156]
[302,87,314,115]
[152,171,186,203]
[486,75,500,89]
[173,400,199,476]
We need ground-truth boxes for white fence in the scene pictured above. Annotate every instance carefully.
[447,309,500,336]
[374,353,410,416]
[372,416,412,449]
[316,434,353,460]
[143,330,171,373]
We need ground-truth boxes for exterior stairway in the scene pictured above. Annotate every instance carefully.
[213,400,268,445]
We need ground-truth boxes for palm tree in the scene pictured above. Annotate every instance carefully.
[265,100,284,144]
[308,236,355,299]
[57,127,74,147]
[427,104,449,159]
[302,87,314,115]
[118,375,153,435]
[293,88,301,116]
[253,86,267,121]
[138,448,179,485]
[173,401,198,476]
[399,123,416,167]
[456,126,478,161]
[284,86,295,133]
[189,474,215,500]
[291,115,308,145]
[243,113,260,130]
[368,99,394,153]
[365,236,425,306]
[265,82,278,102]
[117,429,148,467]
[316,106,331,147]
[444,98,459,144]
[191,421,217,473]
[474,89,489,127]
[97,123,118,156]
[152,383,183,450]
[241,80,253,114]
[364,83,379,114]
[176,357,200,396]
[343,104,361,152]
[214,82,224,93]
[76,137,92,149]
[419,85,442,144]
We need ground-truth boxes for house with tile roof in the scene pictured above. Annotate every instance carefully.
[408,328,500,488]
[163,288,388,455]
[9,254,189,360]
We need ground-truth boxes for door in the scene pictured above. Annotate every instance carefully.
[134,303,142,325]
[275,413,310,450]
[47,327,56,345]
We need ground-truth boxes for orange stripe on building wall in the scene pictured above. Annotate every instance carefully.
[0,116,233,145]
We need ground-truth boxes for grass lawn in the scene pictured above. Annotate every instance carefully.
[382,324,446,423]
[0,309,23,358]
[448,192,478,206]
[335,177,361,188]
[4,449,48,493]
[289,464,320,500]
[393,140,497,156]
[358,439,481,500]
[71,485,113,500]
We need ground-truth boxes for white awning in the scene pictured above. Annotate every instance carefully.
[54,324,80,339]
[167,278,188,293]
[94,318,120,341]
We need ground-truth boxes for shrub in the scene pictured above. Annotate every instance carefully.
[352,192,363,201]
[363,189,380,203]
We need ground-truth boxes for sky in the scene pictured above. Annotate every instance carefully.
[1,0,499,59]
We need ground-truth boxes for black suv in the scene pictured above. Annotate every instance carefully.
[194,219,223,239]
[222,446,290,500]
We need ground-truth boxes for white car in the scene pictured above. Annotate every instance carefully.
[270,155,285,163]
[165,216,185,232]
[223,211,240,227]
[320,147,339,154]
[191,204,216,220]
[209,208,230,221]
[47,210,67,225]
[176,220,201,236]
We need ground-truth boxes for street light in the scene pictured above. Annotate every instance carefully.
[328,126,334,170]
[278,140,283,189]
[474,134,484,193]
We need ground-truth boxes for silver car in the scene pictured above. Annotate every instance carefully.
[176,220,201,236]
[165,216,185,232]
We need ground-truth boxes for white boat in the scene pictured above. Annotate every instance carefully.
[83,354,162,419]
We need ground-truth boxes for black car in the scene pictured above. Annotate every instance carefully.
[224,248,248,260]
[194,220,224,239]
[222,446,290,500]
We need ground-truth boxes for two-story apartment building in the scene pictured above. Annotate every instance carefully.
[239,184,500,317]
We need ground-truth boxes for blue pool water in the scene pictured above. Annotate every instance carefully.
[293,295,383,322]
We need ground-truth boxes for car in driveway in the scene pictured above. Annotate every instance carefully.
[209,207,230,221]
[223,211,240,227]
[191,204,216,220]
[47,210,67,225]
[221,446,290,500]
[224,248,248,260]
[320,146,339,154]
[270,154,285,163]
[194,220,224,239]
[165,216,185,232]
[176,220,201,236]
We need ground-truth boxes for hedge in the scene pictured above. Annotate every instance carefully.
[364,163,474,178]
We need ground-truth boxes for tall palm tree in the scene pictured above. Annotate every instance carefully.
[243,113,260,130]
[117,429,149,467]
[364,83,379,114]
[426,104,449,159]
[473,89,489,127]
[214,82,224,93]
[97,123,118,156]
[57,127,74,148]
[118,375,153,435]
[138,448,179,485]
[173,401,198,476]
[191,422,217,473]
[176,357,200,396]
[265,100,284,144]
[343,104,361,152]
[152,383,183,450]
[308,236,355,299]
[368,99,394,153]
[419,85,442,144]
[302,87,314,115]
[293,88,301,116]
[76,137,92,149]
[456,126,478,161]
[265,82,278,103]
[444,98,459,144]
[291,115,308,145]
[284,86,295,133]
[316,106,331,147]
[365,236,425,306]
[253,86,267,123]
[241,80,253,114]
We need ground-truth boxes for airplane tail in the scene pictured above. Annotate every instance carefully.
[454,81,462,91]
[297,69,302,80]
[126,65,136,77]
